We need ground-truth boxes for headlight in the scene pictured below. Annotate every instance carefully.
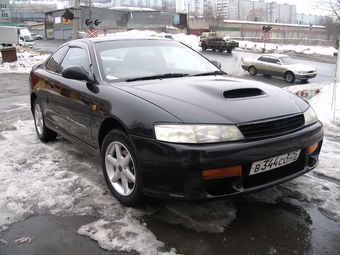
[299,70,315,74]
[304,106,318,126]
[154,124,245,143]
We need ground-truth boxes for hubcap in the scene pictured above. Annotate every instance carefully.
[105,141,136,196]
[34,103,44,135]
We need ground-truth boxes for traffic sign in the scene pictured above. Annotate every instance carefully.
[86,28,98,37]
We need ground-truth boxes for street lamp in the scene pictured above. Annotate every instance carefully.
[308,23,313,46]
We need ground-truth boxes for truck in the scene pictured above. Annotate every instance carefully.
[199,32,239,53]
[0,26,35,48]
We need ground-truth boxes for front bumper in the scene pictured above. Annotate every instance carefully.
[132,121,323,201]
[295,73,317,80]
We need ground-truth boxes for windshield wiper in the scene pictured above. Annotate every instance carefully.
[193,70,226,77]
[127,73,190,82]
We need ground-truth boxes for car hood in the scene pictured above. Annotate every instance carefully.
[286,63,316,72]
[117,76,308,124]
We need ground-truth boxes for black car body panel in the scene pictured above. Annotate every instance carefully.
[29,36,323,205]
[132,121,323,200]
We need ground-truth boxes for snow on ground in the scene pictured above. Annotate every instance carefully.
[0,31,339,254]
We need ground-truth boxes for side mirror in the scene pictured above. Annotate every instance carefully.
[211,60,222,68]
[62,65,94,83]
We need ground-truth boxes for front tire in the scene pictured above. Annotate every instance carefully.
[33,99,57,142]
[284,71,295,83]
[102,129,143,207]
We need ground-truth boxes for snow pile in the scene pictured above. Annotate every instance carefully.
[0,46,49,73]
[238,41,337,56]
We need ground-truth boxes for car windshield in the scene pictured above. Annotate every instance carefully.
[24,35,34,42]
[94,39,221,82]
[279,56,298,65]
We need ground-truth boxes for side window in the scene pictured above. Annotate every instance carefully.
[45,46,68,73]
[268,56,279,64]
[59,47,90,74]
[258,56,270,63]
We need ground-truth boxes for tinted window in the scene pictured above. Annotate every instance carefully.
[59,47,90,74]
[45,46,68,73]
[258,56,271,63]
[268,56,279,64]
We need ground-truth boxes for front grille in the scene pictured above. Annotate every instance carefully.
[238,114,304,140]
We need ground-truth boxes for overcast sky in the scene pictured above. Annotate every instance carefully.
[268,0,328,15]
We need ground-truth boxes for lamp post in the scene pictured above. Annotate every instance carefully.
[308,23,313,46]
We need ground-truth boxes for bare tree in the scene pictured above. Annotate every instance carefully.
[203,2,224,31]
[245,8,266,22]
[313,0,340,20]
[320,15,340,40]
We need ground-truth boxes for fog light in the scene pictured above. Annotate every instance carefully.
[202,165,242,178]
[307,142,319,154]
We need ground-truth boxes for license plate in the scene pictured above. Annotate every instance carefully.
[249,150,300,176]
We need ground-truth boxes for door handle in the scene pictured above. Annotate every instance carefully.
[49,82,55,88]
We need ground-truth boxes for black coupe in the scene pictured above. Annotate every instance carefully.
[29,36,323,206]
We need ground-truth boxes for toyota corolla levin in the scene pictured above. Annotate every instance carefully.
[29,36,323,206]
[241,54,317,83]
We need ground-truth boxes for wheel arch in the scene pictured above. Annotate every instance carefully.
[284,70,295,82]
[284,70,294,77]
[30,92,38,114]
[98,117,128,154]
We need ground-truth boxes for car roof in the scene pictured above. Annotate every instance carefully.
[260,53,289,58]
[74,35,173,43]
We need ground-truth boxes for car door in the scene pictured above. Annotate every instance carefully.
[38,45,69,127]
[266,56,284,77]
[256,55,271,74]
[47,45,93,146]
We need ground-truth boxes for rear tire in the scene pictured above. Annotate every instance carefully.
[248,66,258,76]
[102,129,143,207]
[33,99,57,142]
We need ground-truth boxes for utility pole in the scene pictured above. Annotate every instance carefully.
[72,0,79,40]
[332,36,339,123]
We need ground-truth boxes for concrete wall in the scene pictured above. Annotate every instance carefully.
[189,18,333,46]
[48,7,174,40]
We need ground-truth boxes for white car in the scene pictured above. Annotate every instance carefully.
[30,33,43,40]
[241,54,317,83]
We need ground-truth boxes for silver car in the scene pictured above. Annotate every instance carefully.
[241,54,317,83]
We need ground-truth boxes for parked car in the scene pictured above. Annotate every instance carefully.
[29,36,323,207]
[30,33,43,40]
[67,31,87,41]
[155,33,173,39]
[241,54,317,83]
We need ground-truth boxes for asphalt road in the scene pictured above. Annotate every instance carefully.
[0,41,339,255]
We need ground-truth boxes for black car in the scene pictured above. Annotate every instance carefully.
[29,36,323,207]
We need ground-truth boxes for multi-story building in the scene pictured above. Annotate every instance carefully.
[297,13,326,25]
[0,0,10,23]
